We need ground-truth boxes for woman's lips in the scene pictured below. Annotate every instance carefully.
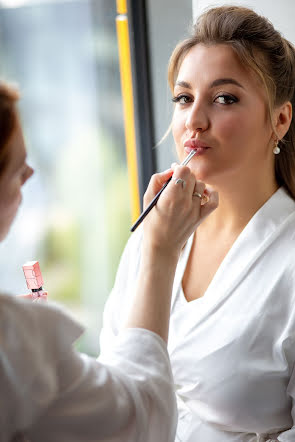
[184,146,208,155]
[184,139,211,156]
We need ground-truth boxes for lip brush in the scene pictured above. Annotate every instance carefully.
[130,150,197,232]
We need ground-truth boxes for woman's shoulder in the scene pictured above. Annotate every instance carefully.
[264,188,295,252]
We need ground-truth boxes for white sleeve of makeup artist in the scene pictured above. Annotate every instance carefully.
[1,295,177,442]
[28,329,177,442]
[97,230,178,440]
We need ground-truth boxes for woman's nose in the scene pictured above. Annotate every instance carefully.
[185,100,209,133]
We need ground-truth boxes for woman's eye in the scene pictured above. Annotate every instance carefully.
[214,94,238,105]
[172,94,192,105]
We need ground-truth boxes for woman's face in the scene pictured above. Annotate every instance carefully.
[0,121,33,241]
[172,43,274,186]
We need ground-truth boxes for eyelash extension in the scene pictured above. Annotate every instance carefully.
[215,94,238,104]
[171,93,239,105]
[171,94,191,104]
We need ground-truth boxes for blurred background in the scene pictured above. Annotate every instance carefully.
[0,0,132,355]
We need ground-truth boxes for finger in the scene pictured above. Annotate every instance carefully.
[17,294,33,300]
[33,291,48,302]
[33,295,47,303]
[192,181,206,198]
[191,182,206,214]
[199,189,219,219]
[144,169,173,206]
[165,165,195,202]
[170,162,178,171]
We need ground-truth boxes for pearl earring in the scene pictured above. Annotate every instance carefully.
[273,139,280,155]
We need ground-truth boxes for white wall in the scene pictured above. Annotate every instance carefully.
[192,0,295,44]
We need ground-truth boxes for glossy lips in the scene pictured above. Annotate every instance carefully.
[184,139,211,155]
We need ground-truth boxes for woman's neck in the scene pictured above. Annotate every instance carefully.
[201,173,279,235]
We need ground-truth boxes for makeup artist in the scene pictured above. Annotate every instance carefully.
[0,81,218,442]
[100,5,295,442]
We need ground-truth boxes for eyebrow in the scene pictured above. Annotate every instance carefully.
[175,78,244,89]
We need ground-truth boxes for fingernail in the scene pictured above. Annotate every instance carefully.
[171,162,178,168]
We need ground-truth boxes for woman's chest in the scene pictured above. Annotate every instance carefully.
[168,278,295,432]
[182,233,237,302]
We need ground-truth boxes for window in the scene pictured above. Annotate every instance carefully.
[146,0,193,171]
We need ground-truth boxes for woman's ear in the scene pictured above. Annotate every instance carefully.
[273,101,292,139]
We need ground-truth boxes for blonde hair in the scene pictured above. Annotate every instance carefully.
[168,6,295,199]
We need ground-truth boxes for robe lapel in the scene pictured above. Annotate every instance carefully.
[170,188,295,336]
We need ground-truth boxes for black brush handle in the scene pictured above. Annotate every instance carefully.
[130,150,196,232]
[130,177,172,232]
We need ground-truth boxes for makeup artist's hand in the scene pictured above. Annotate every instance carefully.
[127,166,217,342]
[143,165,218,259]
[17,292,48,302]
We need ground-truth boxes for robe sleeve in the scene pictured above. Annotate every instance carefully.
[0,296,83,442]
[1,282,177,442]
[99,228,143,356]
[96,229,177,441]
[28,328,177,442]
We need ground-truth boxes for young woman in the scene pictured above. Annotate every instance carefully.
[0,82,217,441]
[100,6,295,441]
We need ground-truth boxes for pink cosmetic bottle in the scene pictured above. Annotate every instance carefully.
[22,261,47,302]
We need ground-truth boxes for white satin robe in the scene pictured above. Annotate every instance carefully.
[0,294,177,442]
[100,187,295,442]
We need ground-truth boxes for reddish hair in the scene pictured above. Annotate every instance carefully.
[0,82,20,178]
